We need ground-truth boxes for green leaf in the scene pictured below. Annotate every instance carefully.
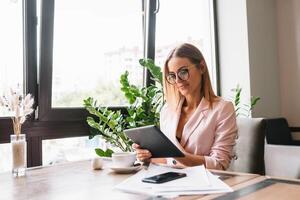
[139,58,163,84]
[230,84,260,117]
[251,96,261,108]
[95,148,114,157]
[86,117,101,130]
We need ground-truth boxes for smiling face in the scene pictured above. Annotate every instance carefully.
[167,57,202,97]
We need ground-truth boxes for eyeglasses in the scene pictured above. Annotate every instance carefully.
[166,68,190,85]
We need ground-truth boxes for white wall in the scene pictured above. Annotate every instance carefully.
[246,0,281,118]
[277,0,300,127]
[217,0,281,118]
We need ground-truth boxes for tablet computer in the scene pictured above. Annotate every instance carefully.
[124,125,185,158]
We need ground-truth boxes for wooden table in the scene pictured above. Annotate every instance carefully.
[1,160,299,200]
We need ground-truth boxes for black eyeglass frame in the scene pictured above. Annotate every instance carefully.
[166,67,191,85]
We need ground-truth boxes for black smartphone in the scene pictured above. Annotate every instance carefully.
[142,172,187,184]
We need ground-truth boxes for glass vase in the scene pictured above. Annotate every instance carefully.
[11,134,27,177]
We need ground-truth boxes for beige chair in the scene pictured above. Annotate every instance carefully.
[264,118,300,179]
[228,118,265,175]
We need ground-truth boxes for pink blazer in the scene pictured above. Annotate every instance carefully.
[160,97,237,170]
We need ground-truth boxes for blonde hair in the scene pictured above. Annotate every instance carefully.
[163,43,218,110]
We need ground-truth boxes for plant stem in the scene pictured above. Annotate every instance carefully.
[12,117,21,136]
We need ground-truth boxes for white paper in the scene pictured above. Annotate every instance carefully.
[143,164,209,189]
[115,164,232,197]
[153,171,232,196]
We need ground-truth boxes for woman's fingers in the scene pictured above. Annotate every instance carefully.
[135,149,149,154]
[132,143,152,161]
[136,149,152,161]
[132,143,140,149]
[137,154,152,161]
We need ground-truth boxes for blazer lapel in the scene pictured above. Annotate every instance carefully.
[180,98,210,147]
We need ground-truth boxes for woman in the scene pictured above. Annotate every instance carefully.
[134,43,237,170]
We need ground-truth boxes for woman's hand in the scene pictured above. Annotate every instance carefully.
[132,143,152,162]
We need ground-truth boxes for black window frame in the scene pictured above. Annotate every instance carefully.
[0,0,219,168]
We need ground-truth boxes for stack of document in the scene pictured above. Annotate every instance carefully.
[115,164,232,197]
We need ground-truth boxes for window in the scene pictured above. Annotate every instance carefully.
[155,0,217,90]
[0,0,24,117]
[42,136,102,165]
[0,0,218,168]
[51,0,144,108]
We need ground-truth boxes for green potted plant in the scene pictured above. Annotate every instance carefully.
[231,84,260,117]
[83,59,163,157]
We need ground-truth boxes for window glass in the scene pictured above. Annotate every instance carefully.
[52,0,144,108]
[42,136,103,165]
[0,0,24,116]
[155,0,216,90]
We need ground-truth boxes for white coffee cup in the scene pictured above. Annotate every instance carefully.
[112,152,136,168]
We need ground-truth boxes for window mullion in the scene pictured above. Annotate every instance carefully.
[24,0,38,114]
[144,0,157,87]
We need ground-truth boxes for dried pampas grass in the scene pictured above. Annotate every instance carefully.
[0,86,34,136]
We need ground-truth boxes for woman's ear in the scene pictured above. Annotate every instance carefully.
[199,60,206,73]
